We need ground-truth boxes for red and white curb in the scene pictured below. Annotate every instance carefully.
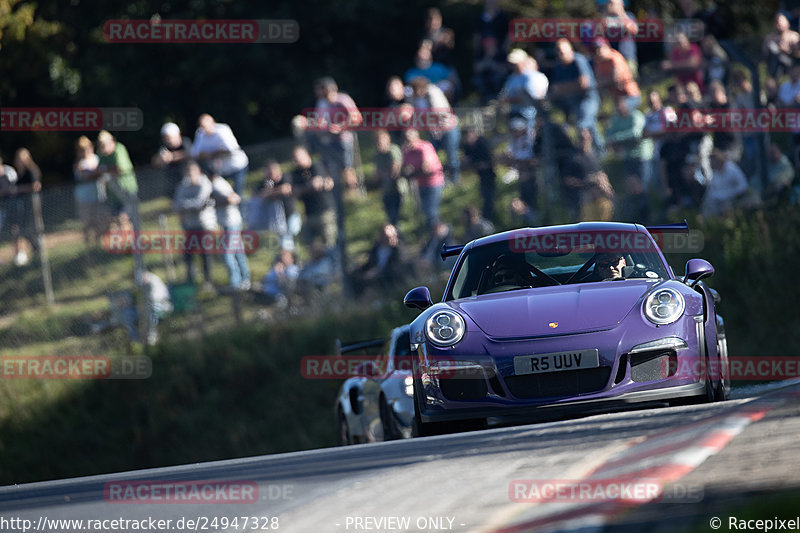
[493,383,800,533]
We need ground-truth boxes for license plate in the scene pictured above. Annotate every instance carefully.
[514,349,599,375]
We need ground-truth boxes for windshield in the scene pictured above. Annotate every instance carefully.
[448,234,669,300]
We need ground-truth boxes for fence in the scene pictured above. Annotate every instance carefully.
[0,136,316,357]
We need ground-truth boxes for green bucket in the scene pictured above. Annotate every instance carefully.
[168,283,198,313]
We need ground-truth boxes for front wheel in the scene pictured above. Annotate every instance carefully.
[380,397,401,441]
[669,355,715,406]
[412,383,487,436]
[337,410,351,446]
[714,336,730,401]
[412,390,442,437]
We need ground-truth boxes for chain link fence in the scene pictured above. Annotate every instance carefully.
[0,136,336,357]
[0,105,532,358]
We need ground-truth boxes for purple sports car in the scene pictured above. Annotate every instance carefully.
[403,222,730,436]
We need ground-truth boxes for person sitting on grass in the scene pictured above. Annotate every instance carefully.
[352,223,406,295]
[261,249,299,308]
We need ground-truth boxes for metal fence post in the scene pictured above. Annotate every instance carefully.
[31,188,55,306]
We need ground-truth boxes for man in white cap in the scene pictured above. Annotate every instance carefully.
[499,48,548,140]
[152,122,193,196]
[500,115,539,225]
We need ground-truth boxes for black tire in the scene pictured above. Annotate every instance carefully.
[693,357,716,404]
[380,396,400,441]
[337,410,351,446]
[714,337,730,401]
[412,382,487,436]
[412,394,441,437]
[669,356,714,406]
[701,371,715,403]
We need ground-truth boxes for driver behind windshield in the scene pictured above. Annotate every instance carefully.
[489,253,533,289]
[593,252,626,280]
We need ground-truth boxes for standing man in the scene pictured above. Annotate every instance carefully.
[499,49,548,139]
[374,130,404,226]
[407,76,461,184]
[310,77,361,191]
[550,38,603,152]
[402,128,445,232]
[461,127,497,222]
[291,146,337,250]
[152,122,193,197]
[191,114,249,196]
[96,131,139,233]
[254,160,300,251]
[701,149,748,219]
[593,38,641,111]
[605,96,653,190]
[211,173,251,291]
[7,148,42,266]
[173,161,217,289]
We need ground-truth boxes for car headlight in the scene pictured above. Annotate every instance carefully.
[644,288,685,325]
[404,375,414,396]
[425,310,465,347]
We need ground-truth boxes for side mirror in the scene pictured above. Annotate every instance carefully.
[684,258,714,287]
[404,286,433,310]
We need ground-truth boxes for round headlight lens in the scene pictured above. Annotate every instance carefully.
[644,288,685,325]
[425,310,465,347]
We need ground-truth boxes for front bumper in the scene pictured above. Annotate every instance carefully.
[418,382,706,423]
[415,315,708,423]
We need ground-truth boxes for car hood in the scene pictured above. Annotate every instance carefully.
[450,280,657,338]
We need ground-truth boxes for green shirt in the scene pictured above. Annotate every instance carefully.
[99,142,138,199]
[605,109,654,161]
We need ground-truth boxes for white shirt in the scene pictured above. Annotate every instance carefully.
[702,160,748,217]
[407,83,457,139]
[0,164,18,189]
[173,174,218,230]
[501,69,549,106]
[143,271,172,313]
[191,123,248,176]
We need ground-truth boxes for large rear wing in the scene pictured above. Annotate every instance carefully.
[440,244,464,261]
[334,338,385,356]
[645,220,689,234]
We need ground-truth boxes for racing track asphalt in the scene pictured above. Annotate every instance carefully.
[2,381,799,533]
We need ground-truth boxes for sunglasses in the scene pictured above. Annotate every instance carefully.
[597,258,624,268]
